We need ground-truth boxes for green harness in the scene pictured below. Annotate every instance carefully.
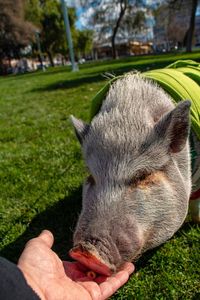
[90,60,200,139]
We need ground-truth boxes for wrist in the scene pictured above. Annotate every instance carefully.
[18,266,46,300]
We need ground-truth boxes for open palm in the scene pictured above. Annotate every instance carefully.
[18,230,134,300]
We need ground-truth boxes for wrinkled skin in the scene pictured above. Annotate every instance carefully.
[70,75,191,274]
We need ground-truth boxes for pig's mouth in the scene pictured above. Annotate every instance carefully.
[69,244,114,276]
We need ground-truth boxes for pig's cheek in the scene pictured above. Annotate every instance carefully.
[82,184,87,200]
[83,181,94,196]
[82,183,90,206]
[82,182,96,207]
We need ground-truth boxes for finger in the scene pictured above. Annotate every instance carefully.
[79,281,101,300]
[76,276,94,282]
[78,275,107,283]
[119,262,135,275]
[38,230,54,248]
[100,270,131,299]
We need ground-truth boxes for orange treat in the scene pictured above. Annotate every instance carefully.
[87,271,96,280]
[69,247,112,276]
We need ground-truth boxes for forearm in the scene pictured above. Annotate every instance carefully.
[0,257,41,300]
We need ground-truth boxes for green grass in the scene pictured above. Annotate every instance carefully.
[0,52,200,299]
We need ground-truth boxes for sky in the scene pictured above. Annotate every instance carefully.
[76,7,87,29]
[66,0,200,30]
[65,0,87,29]
[69,0,167,30]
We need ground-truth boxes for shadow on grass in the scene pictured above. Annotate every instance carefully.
[0,190,196,269]
[0,186,82,263]
[30,73,107,92]
[30,61,173,93]
[3,53,171,81]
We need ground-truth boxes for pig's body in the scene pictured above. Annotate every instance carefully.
[70,75,191,275]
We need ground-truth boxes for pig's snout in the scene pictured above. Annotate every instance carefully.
[70,215,144,275]
[69,236,122,275]
[69,244,113,276]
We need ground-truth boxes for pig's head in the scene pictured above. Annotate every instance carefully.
[69,77,191,275]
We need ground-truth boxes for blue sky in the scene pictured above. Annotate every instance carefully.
[76,7,84,29]
[73,1,200,30]
[197,4,200,16]
[65,0,85,29]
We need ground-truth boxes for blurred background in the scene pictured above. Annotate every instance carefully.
[0,0,199,74]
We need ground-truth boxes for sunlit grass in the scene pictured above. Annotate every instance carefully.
[0,52,199,299]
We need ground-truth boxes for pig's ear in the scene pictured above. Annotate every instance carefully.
[154,100,191,153]
[70,115,90,144]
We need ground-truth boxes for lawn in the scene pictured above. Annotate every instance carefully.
[0,52,199,299]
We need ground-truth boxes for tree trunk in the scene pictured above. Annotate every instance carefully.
[186,0,198,52]
[111,0,127,59]
[0,57,4,75]
[38,54,43,66]
[47,50,54,67]
[61,55,65,66]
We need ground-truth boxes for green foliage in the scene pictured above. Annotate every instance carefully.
[25,0,43,26]
[75,29,93,57]
[133,10,145,30]
[122,8,146,38]
[41,1,66,55]
[0,52,200,299]
[0,0,35,62]
[25,0,66,63]
[25,0,93,63]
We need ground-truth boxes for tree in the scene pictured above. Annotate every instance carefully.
[25,0,66,66]
[40,1,66,66]
[186,0,198,52]
[121,9,146,40]
[0,0,35,71]
[25,0,86,66]
[168,0,198,52]
[111,0,128,59]
[25,0,42,26]
[80,0,145,59]
[154,0,197,51]
[75,29,93,59]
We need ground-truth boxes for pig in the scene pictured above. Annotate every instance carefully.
[69,74,191,276]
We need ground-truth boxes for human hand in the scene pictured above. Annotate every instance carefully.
[18,230,134,300]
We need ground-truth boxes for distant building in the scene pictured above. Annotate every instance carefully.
[93,40,153,59]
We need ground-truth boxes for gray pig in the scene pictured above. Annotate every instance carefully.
[69,74,191,276]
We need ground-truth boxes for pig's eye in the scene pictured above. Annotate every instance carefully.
[128,173,148,186]
[86,174,95,186]
[137,173,148,182]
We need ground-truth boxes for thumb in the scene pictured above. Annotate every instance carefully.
[38,230,54,248]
